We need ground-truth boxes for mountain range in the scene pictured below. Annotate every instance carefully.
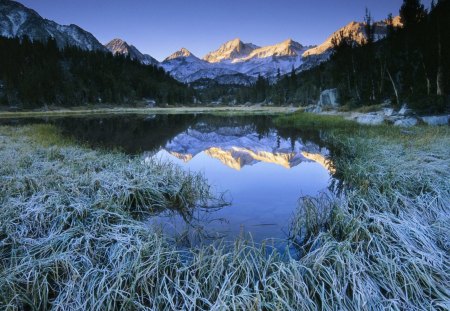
[0,0,402,86]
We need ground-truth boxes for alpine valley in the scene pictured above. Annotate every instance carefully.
[1,0,399,87]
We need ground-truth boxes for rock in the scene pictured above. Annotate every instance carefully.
[318,89,339,107]
[398,104,412,116]
[421,115,449,126]
[144,99,156,107]
[383,108,394,117]
[304,105,321,113]
[381,99,392,106]
[312,106,323,113]
[394,118,417,127]
[356,113,385,125]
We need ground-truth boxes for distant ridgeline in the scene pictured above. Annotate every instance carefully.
[0,36,194,108]
[265,0,450,113]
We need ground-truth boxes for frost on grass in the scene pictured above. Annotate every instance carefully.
[289,128,450,310]
[0,124,449,310]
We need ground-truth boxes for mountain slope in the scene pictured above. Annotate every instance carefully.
[105,38,158,65]
[239,39,304,61]
[0,35,193,108]
[203,38,259,63]
[0,0,106,51]
[302,16,403,64]
[229,39,307,79]
[161,48,212,82]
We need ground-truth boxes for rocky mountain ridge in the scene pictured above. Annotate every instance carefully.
[0,0,106,51]
[301,16,403,69]
[105,38,158,65]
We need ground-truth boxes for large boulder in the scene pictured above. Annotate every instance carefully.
[318,89,339,108]
[421,115,449,126]
[394,118,417,127]
[398,104,412,116]
[383,108,394,117]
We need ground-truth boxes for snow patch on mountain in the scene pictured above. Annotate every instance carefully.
[237,39,304,61]
[5,9,26,35]
[185,68,242,83]
[214,73,257,86]
[161,48,212,81]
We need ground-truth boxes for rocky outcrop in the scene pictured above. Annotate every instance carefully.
[203,38,259,63]
[340,106,449,127]
[0,0,107,51]
[318,89,339,107]
[394,118,418,127]
[421,115,450,126]
[105,38,158,65]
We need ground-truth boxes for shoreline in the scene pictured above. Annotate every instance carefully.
[0,106,300,119]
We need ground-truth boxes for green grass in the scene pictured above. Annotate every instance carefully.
[0,121,449,310]
[275,111,358,129]
[0,106,300,119]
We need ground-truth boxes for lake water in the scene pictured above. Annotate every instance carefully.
[2,114,334,245]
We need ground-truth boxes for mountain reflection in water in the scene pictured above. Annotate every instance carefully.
[159,124,333,172]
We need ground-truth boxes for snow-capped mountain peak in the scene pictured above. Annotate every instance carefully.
[241,38,304,61]
[161,48,209,82]
[302,21,365,58]
[106,38,131,54]
[164,48,197,61]
[105,38,158,65]
[203,38,259,63]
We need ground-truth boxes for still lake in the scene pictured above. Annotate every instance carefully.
[3,114,334,245]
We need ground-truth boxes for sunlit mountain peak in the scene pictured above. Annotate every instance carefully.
[164,47,197,61]
[203,38,259,63]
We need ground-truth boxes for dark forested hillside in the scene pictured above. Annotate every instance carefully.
[266,0,450,113]
[0,36,194,108]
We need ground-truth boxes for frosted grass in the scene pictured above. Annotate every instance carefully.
[0,124,449,310]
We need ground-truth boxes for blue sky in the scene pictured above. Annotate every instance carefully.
[17,0,430,61]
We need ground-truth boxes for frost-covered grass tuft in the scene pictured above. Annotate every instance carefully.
[0,123,449,310]
[289,126,450,310]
